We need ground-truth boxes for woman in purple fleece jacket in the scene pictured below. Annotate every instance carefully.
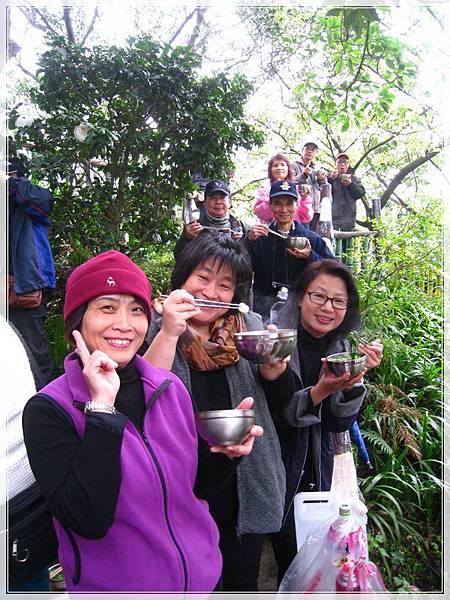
[22,250,223,592]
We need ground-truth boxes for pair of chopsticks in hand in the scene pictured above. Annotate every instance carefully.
[159,295,249,313]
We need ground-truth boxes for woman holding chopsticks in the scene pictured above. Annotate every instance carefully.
[144,231,288,591]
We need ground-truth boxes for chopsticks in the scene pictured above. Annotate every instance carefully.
[267,228,288,239]
[355,333,371,346]
[160,295,249,313]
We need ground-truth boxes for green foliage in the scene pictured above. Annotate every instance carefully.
[295,8,418,131]
[238,5,441,225]
[45,313,69,377]
[139,246,176,298]
[353,204,443,591]
[368,532,440,591]
[10,34,264,261]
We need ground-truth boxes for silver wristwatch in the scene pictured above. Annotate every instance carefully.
[84,401,116,415]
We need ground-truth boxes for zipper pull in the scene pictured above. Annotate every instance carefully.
[12,539,29,563]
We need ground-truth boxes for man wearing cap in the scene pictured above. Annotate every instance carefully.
[328,153,366,232]
[245,180,333,321]
[292,141,328,232]
[7,156,56,385]
[174,180,249,260]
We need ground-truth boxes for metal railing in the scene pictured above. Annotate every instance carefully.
[332,230,442,296]
[332,230,379,274]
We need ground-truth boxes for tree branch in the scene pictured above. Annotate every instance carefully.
[19,7,47,33]
[254,118,299,155]
[344,22,370,110]
[353,133,397,171]
[366,155,414,212]
[428,158,449,186]
[80,7,99,46]
[63,7,76,43]
[380,149,441,208]
[231,177,266,198]
[187,8,208,50]
[426,8,445,31]
[15,61,38,81]
[366,65,434,115]
[20,6,60,37]
[169,9,197,45]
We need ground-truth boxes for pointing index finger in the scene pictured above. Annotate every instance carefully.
[72,330,91,366]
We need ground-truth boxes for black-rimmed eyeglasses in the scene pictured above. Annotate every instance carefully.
[306,291,348,310]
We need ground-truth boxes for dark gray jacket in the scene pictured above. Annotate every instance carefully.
[146,310,286,536]
[292,159,322,213]
[329,173,366,230]
[268,296,366,517]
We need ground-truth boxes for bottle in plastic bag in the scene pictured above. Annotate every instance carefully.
[327,504,351,544]
[336,561,360,592]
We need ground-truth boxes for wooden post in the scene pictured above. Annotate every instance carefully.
[372,198,381,219]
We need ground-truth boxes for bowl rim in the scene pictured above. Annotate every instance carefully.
[286,236,308,245]
[196,408,256,420]
[326,351,366,364]
[233,329,297,340]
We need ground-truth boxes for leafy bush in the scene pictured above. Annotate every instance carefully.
[139,245,176,297]
[353,203,443,591]
[45,313,68,377]
[10,33,264,262]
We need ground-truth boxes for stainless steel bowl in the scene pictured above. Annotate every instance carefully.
[286,236,308,250]
[325,352,366,377]
[195,408,256,446]
[233,329,297,364]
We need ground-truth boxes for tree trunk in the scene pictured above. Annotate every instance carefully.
[380,150,441,208]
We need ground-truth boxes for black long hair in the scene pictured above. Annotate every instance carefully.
[294,259,361,337]
[171,231,253,305]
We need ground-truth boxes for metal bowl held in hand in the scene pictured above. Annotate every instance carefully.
[286,236,308,250]
[233,329,297,364]
[325,352,366,377]
[195,408,256,446]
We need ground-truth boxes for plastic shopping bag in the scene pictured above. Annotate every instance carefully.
[279,504,363,592]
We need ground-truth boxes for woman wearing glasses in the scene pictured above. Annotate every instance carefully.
[263,259,383,584]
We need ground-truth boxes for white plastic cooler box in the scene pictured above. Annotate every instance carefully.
[294,491,338,551]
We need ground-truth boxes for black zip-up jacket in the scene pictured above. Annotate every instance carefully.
[245,220,334,296]
[262,299,366,520]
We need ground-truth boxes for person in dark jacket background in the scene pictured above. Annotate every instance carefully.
[245,180,334,322]
[328,153,366,232]
[8,156,55,384]
[174,180,249,260]
[263,259,383,584]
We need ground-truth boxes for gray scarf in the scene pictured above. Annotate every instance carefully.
[204,211,230,227]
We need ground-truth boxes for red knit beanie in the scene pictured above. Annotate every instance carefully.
[64,250,152,323]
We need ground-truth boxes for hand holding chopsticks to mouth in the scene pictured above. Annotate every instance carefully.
[160,292,249,313]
